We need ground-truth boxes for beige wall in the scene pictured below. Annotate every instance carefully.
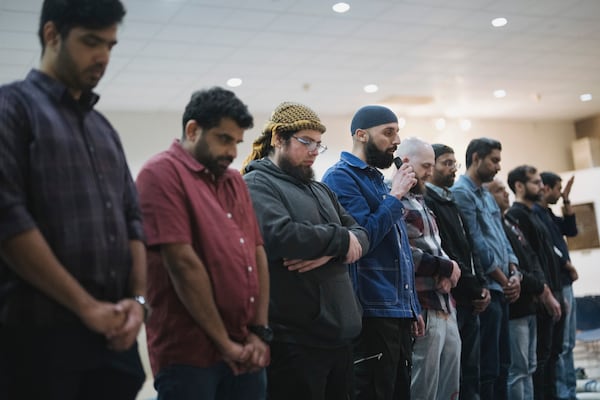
[103,109,576,183]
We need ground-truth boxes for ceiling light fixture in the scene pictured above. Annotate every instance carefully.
[434,118,446,131]
[493,89,507,98]
[226,78,242,88]
[491,17,508,27]
[580,93,593,102]
[332,2,350,13]
[363,84,378,93]
[460,119,472,131]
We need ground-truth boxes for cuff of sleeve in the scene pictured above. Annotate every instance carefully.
[127,220,146,242]
[0,204,37,243]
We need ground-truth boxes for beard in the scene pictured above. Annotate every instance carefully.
[524,190,541,203]
[433,170,455,188]
[56,43,104,94]
[410,178,426,194]
[477,165,496,183]
[278,154,314,184]
[365,139,394,169]
[194,138,233,178]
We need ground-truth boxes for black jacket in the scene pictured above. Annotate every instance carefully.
[424,184,485,305]
[502,213,546,319]
[506,202,563,311]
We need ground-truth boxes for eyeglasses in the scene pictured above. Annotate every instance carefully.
[440,160,461,169]
[292,136,327,154]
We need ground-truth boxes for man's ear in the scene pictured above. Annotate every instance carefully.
[184,120,201,142]
[42,21,61,52]
[355,129,368,143]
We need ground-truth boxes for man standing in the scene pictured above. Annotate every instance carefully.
[425,144,489,400]
[505,165,564,400]
[487,177,559,400]
[322,105,422,400]
[242,102,369,400]
[395,138,462,400]
[451,138,521,400]
[136,87,269,399]
[0,1,147,398]
[536,172,578,400]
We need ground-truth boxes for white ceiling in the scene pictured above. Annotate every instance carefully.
[1,0,600,121]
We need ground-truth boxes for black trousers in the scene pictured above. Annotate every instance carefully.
[534,311,565,400]
[0,323,145,400]
[267,341,354,400]
[354,317,414,400]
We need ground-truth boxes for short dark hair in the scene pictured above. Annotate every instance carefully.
[432,143,454,161]
[540,171,561,188]
[182,87,253,139]
[507,165,537,194]
[465,137,502,169]
[38,0,126,48]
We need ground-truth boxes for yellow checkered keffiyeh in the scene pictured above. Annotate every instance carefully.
[241,102,326,173]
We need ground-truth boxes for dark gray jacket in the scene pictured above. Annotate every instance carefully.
[244,158,368,347]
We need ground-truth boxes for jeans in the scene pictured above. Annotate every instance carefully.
[508,315,537,400]
[479,291,510,400]
[411,308,461,400]
[268,341,354,400]
[456,305,481,400]
[154,363,266,400]
[556,284,577,400]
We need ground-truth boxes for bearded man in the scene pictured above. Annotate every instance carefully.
[242,102,369,400]
[322,105,423,400]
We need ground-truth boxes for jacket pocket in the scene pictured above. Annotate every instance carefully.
[310,274,362,342]
[356,260,399,306]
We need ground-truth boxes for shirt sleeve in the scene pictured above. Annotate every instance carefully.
[136,159,192,247]
[0,87,37,242]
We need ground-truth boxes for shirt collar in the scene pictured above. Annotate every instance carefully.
[340,151,384,176]
[425,182,453,200]
[27,69,99,111]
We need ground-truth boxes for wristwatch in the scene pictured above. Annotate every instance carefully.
[133,295,151,322]
[248,325,274,343]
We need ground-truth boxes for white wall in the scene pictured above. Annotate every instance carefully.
[102,109,576,182]
[555,167,600,297]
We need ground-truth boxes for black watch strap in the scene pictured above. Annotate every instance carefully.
[248,325,273,343]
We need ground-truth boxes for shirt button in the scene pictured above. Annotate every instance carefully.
[227,213,232,219]
[404,284,409,289]
[106,201,112,209]
[240,238,245,244]
[248,266,253,272]
[109,235,116,243]
[98,174,103,180]
[250,296,255,303]
[109,270,116,278]
[89,146,95,153]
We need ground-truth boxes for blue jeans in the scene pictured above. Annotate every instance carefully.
[508,315,537,400]
[556,284,577,400]
[456,305,481,400]
[479,291,510,400]
[154,363,266,400]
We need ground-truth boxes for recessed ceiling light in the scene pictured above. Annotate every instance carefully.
[434,118,446,131]
[226,78,242,88]
[332,2,350,13]
[460,119,472,131]
[580,93,593,102]
[363,84,378,93]
[491,17,508,27]
[493,89,507,98]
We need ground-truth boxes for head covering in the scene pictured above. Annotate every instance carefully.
[241,102,325,173]
[350,105,398,135]
[432,143,454,160]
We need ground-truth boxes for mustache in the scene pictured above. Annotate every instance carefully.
[216,156,234,164]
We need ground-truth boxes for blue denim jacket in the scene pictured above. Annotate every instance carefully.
[451,175,518,293]
[322,152,421,318]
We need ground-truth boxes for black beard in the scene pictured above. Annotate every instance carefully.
[278,155,314,184]
[194,138,232,178]
[365,139,394,169]
[524,191,541,203]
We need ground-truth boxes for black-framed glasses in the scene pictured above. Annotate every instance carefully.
[292,136,327,154]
